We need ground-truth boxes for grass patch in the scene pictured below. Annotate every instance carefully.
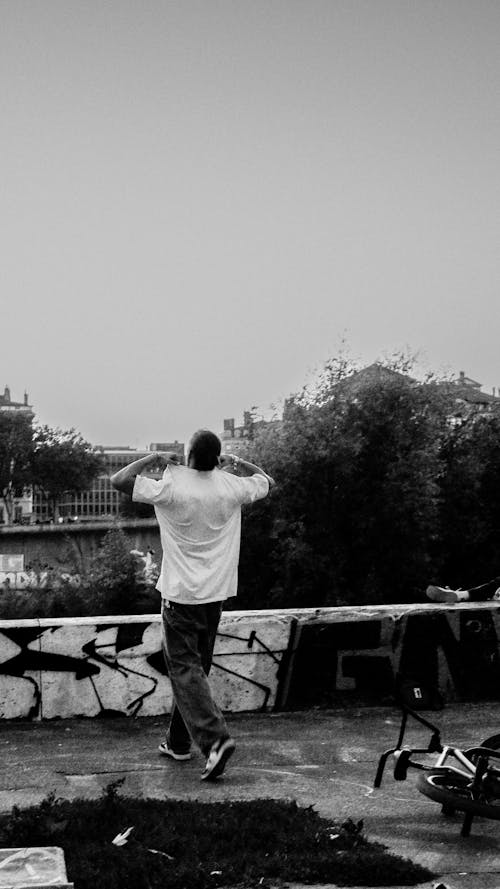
[0,783,434,888]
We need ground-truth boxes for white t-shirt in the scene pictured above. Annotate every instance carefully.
[133,465,269,604]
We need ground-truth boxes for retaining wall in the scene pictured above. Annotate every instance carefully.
[0,519,160,574]
[1,602,500,720]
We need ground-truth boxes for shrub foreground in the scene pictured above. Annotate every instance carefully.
[0,787,433,888]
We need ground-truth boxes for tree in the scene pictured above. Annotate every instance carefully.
[0,412,34,523]
[244,353,454,607]
[437,411,500,587]
[231,496,276,610]
[31,426,104,520]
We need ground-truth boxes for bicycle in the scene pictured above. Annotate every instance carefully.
[373,681,500,836]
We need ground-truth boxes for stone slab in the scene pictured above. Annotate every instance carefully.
[0,847,73,888]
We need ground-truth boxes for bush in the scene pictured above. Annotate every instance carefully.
[83,528,140,614]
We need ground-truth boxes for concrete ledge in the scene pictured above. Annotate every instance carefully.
[1,603,500,720]
[0,518,157,536]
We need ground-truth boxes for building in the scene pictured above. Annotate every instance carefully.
[446,370,500,413]
[221,411,261,457]
[0,386,33,416]
[32,441,185,523]
[318,363,500,434]
[150,441,185,462]
[333,363,412,395]
[32,446,147,522]
[221,411,280,459]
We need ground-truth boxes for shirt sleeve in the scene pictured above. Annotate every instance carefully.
[132,472,174,505]
[232,473,270,505]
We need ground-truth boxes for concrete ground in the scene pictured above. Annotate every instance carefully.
[1,704,500,888]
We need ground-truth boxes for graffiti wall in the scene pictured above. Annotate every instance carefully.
[0,611,289,720]
[1,603,500,720]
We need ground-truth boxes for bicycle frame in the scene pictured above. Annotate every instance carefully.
[432,745,478,780]
[374,703,500,836]
[374,704,443,788]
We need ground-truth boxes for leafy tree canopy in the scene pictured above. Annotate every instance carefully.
[239,348,500,607]
[32,425,105,508]
[0,414,104,521]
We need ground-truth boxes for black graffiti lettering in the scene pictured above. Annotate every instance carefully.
[278,620,392,709]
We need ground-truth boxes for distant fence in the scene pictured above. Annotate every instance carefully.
[1,602,500,720]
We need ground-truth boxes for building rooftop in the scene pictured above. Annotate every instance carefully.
[0,385,33,412]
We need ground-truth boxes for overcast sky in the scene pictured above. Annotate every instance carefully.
[2,1,498,449]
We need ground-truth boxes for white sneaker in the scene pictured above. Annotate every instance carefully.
[158,741,192,761]
[426,585,469,603]
[201,738,236,781]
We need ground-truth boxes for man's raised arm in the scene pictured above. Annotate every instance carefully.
[110,452,179,496]
[219,454,275,489]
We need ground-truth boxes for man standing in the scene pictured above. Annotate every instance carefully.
[111,430,274,781]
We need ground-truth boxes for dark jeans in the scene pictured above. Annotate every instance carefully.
[466,577,500,601]
[161,599,229,756]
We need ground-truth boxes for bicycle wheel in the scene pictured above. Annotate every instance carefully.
[480,733,500,750]
[417,770,500,820]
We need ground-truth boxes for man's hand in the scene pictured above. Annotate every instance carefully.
[147,451,180,471]
[218,453,237,470]
[218,453,275,488]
